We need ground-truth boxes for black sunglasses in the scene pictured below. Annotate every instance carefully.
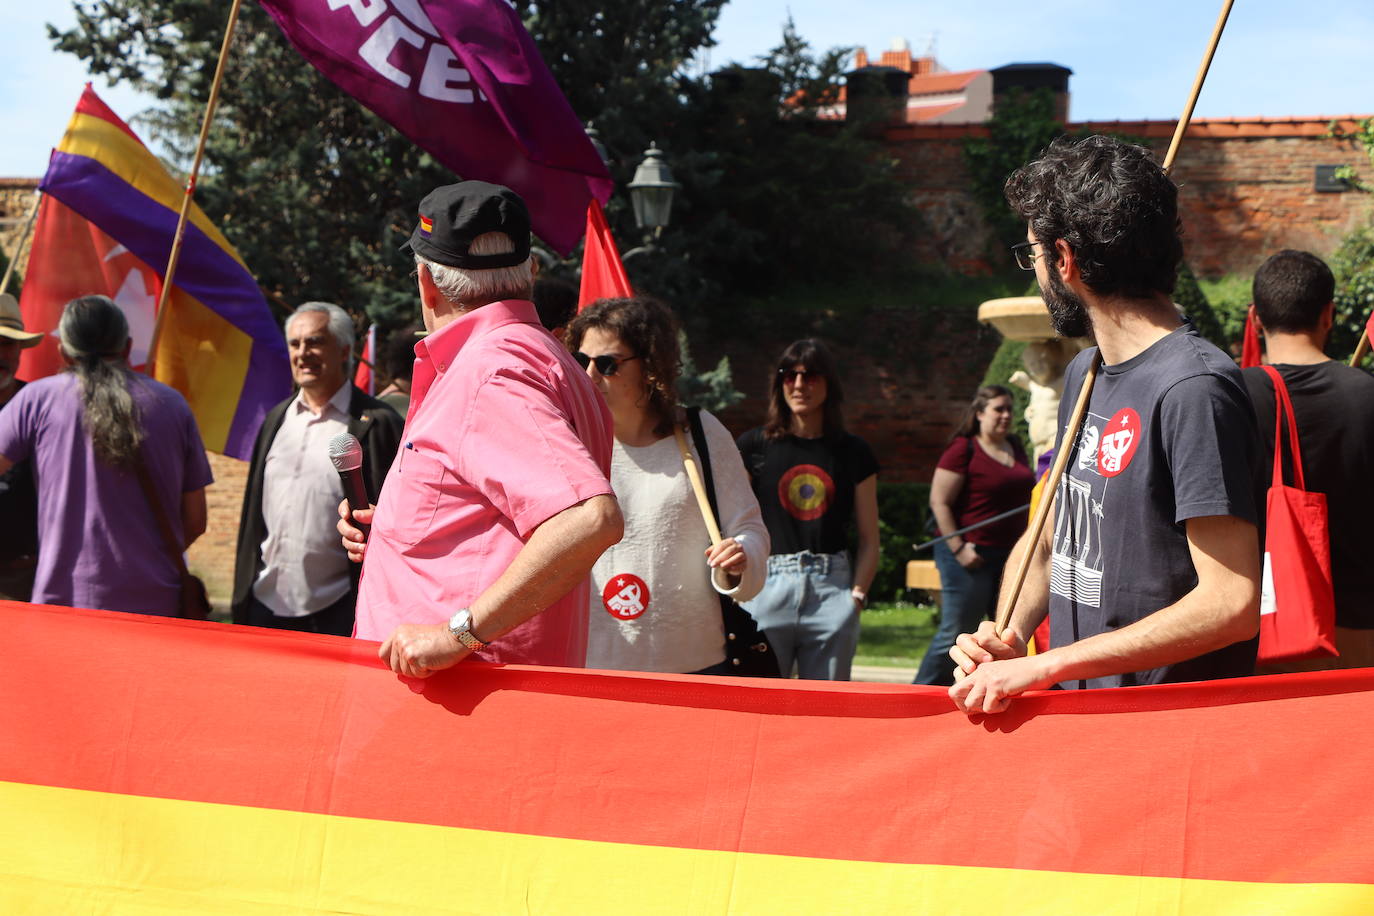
[777,368,820,384]
[574,351,638,377]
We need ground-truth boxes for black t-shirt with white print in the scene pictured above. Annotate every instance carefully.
[1049,323,1262,689]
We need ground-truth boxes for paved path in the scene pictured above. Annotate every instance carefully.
[851,664,917,684]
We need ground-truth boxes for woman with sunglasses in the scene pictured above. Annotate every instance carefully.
[566,298,769,674]
[736,339,879,680]
[913,385,1034,686]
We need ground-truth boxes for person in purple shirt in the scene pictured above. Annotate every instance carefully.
[0,295,213,616]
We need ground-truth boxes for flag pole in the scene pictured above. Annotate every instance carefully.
[146,0,245,377]
[1351,330,1370,368]
[1,191,42,296]
[992,0,1235,637]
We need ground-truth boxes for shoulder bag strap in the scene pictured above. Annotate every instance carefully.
[132,459,190,575]
[1259,365,1306,490]
[672,408,724,545]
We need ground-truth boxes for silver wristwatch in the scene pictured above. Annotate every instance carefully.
[447,608,488,650]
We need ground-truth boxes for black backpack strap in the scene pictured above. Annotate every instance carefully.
[686,407,722,524]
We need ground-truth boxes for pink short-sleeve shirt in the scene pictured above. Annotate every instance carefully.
[354,299,614,666]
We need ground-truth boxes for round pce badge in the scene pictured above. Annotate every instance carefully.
[602,573,650,620]
[1096,408,1141,477]
[778,464,835,521]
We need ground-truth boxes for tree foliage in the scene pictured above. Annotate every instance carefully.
[1330,223,1374,359]
[50,2,914,338]
[962,88,1066,251]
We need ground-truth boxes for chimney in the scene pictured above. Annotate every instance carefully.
[990,63,1073,122]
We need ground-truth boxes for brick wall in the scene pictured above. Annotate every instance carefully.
[707,303,1002,485]
[186,452,249,607]
[884,117,1374,278]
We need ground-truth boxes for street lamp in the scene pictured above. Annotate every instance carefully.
[627,143,679,236]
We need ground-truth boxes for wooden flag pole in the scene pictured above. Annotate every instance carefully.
[1350,331,1370,368]
[1,192,42,296]
[992,0,1235,636]
[145,0,245,377]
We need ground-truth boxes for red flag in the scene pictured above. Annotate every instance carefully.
[577,199,633,311]
[353,323,376,395]
[1366,308,1374,348]
[1241,306,1262,368]
[18,194,163,380]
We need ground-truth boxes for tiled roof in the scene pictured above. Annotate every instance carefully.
[908,70,984,96]
[906,102,965,122]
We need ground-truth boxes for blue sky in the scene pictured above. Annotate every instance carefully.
[3,0,1371,177]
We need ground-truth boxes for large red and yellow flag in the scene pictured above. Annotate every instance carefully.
[4,600,1374,913]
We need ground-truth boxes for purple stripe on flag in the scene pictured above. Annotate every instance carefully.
[42,150,290,458]
[257,0,611,255]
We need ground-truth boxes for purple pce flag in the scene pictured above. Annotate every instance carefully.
[256,0,612,255]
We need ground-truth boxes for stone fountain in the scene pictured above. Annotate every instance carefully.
[977,297,1090,464]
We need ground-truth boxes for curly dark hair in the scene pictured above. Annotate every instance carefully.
[763,338,846,440]
[1005,134,1183,299]
[1252,249,1335,334]
[565,297,682,437]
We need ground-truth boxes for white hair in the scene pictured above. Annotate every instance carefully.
[418,232,534,306]
[286,302,355,368]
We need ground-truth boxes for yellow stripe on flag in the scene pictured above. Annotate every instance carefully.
[3,781,1371,915]
[153,289,253,453]
[58,112,249,269]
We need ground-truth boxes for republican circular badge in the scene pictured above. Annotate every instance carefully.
[602,573,650,619]
[778,464,834,521]
[1097,408,1141,478]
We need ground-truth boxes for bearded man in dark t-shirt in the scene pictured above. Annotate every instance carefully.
[949,136,1264,714]
[1242,250,1374,668]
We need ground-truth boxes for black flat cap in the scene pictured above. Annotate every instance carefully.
[401,180,531,269]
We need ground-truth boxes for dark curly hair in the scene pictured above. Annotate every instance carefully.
[763,338,846,440]
[1005,134,1183,299]
[565,297,681,437]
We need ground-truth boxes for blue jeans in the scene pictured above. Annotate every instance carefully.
[744,552,858,680]
[914,541,1011,686]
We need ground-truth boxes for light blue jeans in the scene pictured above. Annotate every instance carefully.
[744,551,858,680]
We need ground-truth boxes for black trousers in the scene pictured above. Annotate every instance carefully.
[246,591,354,637]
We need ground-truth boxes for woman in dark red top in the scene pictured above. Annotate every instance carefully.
[914,385,1035,685]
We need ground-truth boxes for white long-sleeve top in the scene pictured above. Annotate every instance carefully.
[587,410,769,673]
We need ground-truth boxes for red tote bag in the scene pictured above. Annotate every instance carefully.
[1256,365,1337,664]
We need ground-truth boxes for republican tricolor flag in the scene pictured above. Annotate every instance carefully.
[20,87,290,459]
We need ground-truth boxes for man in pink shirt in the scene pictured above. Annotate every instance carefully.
[341,181,622,676]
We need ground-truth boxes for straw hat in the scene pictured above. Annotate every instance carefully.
[0,293,43,348]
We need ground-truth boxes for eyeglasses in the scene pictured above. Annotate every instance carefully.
[1011,241,1045,271]
[778,369,820,385]
[574,351,638,377]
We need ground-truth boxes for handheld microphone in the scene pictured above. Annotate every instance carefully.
[328,432,370,537]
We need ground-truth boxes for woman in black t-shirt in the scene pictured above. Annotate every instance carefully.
[914,385,1034,685]
[736,339,879,680]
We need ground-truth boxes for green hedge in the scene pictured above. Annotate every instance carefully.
[869,481,932,603]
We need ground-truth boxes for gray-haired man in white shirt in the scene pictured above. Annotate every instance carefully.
[231,302,404,635]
